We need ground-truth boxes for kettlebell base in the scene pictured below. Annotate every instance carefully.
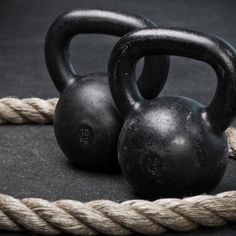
[118,96,228,199]
[54,73,122,172]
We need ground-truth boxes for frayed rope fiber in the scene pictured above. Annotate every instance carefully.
[0,191,236,235]
[0,97,235,159]
[0,97,236,235]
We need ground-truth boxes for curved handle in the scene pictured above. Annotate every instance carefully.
[108,28,236,132]
[44,9,169,97]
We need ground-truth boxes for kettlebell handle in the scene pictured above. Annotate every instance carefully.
[108,28,236,132]
[45,9,169,98]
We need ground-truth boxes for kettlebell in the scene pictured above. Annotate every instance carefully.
[108,28,236,197]
[45,10,170,171]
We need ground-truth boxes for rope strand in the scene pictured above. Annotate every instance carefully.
[0,97,58,124]
[226,128,236,159]
[0,191,236,235]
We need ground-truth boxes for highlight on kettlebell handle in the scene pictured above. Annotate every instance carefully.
[44,9,169,96]
[108,28,236,132]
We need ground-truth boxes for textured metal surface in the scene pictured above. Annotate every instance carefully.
[108,28,236,198]
[45,9,170,171]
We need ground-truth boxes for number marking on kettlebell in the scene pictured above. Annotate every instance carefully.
[78,125,94,148]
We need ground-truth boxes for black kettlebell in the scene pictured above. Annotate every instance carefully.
[45,10,169,171]
[108,28,236,197]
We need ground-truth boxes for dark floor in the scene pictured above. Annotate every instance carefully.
[0,0,236,235]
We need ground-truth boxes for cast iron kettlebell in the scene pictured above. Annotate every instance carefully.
[45,10,169,171]
[109,28,236,197]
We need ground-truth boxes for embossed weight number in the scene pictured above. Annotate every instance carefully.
[78,126,93,148]
[79,128,90,147]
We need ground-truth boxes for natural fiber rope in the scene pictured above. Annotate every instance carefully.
[0,191,235,235]
[0,97,236,235]
[0,97,58,124]
[226,128,236,158]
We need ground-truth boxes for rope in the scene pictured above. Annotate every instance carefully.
[0,97,58,124]
[226,128,236,159]
[0,191,235,235]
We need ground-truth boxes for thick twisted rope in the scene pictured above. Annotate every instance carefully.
[0,97,58,124]
[0,97,235,159]
[226,128,236,158]
[0,191,235,235]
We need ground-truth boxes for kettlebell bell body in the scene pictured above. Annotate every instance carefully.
[109,28,236,197]
[45,10,170,171]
